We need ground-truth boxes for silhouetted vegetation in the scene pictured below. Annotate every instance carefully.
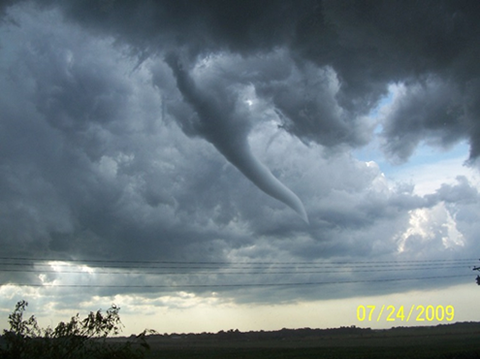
[0,300,153,359]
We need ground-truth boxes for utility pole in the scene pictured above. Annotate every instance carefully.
[473,263,480,285]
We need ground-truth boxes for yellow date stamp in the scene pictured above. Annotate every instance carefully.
[356,305,454,322]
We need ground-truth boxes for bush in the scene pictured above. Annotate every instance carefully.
[0,300,154,359]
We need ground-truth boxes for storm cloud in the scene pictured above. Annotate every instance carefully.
[1,0,480,312]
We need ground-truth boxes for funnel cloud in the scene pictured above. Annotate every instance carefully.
[166,53,308,222]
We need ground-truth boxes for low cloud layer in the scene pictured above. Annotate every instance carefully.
[1,1,480,310]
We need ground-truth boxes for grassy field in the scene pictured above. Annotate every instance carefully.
[139,323,480,359]
[145,346,480,359]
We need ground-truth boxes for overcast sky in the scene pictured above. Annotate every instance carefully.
[1,0,480,334]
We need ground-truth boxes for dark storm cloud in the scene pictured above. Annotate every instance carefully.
[380,78,477,163]
[380,79,466,163]
[22,0,479,162]
[427,175,480,204]
[1,0,479,305]
[312,1,480,161]
[0,2,257,271]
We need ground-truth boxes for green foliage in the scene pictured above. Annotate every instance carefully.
[0,300,154,359]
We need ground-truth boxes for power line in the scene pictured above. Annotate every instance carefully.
[0,257,476,266]
[0,258,476,271]
[0,265,471,276]
[6,274,472,289]
[0,263,473,270]
[1,257,474,290]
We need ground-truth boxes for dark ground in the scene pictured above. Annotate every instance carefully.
[132,322,480,359]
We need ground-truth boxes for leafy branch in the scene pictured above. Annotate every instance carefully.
[0,300,155,359]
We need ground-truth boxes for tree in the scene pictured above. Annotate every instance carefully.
[0,300,154,359]
[474,266,480,285]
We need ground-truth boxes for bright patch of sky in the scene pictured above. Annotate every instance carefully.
[1,282,476,335]
[354,86,473,196]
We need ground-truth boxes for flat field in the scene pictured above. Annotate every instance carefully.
[138,322,480,359]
